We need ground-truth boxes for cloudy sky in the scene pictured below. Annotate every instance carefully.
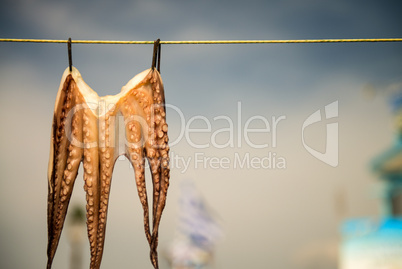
[1,0,402,268]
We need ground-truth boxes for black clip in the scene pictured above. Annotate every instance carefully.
[68,37,72,72]
[151,39,161,73]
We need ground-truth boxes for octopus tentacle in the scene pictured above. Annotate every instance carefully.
[121,90,153,245]
[81,107,102,268]
[93,112,115,268]
[146,151,169,268]
[145,70,170,269]
[128,145,152,244]
[47,76,85,268]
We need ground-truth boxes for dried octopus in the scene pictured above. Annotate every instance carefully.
[46,64,170,269]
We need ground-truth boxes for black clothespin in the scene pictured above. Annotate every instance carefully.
[68,37,72,72]
[151,39,161,73]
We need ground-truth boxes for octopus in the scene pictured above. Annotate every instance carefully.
[46,65,170,269]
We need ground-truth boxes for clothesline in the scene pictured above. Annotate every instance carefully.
[1,37,402,44]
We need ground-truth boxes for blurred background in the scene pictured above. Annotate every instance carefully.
[1,0,402,268]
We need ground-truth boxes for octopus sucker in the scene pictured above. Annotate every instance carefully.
[47,66,169,269]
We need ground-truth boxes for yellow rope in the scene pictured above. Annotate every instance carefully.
[1,38,402,44]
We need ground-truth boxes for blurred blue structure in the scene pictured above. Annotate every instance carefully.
[372,136,402,217]
[166,180,222,269]
[389,91,402,113]
[372,90,402,217]
[340,93,402,269]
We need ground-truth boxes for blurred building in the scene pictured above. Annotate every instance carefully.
[339,94,402,269]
